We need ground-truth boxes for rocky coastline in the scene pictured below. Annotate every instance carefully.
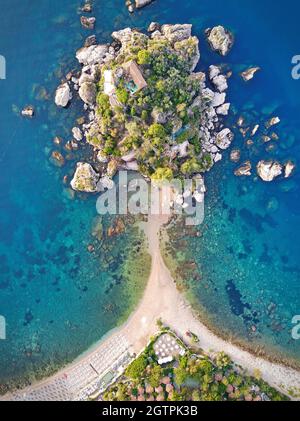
[53,21,295,204]
[54,23,239,208]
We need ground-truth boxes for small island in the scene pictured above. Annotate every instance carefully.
[60,23,234,192]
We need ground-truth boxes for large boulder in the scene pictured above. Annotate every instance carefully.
[135,0,153,8]
[240,67,261,82]
[72,127,83,141]
[76,44,108,66]
[211,74,228,92]
[71,162,99,192]
[112,28,133,46]
[161,24,192,44]
[234,161,252,177]
[55,83,72,107]
[80,16,96,29]
[79,82,97,105]
[212,92,226,108]
[215,128,234,150]
[284,161,295,178]
[206,26,234,56]
[257,160,283,182]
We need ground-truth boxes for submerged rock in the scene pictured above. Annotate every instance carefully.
[257,160,283,182]
[81,2,92,13]
[80,16,96,29]
[234,161,252,177]
[240,67,261,81]
[230,149,241,162]
[21,105,35,118]
[55,83,72,107]
[265,116,280,129]
[70,162,100,192]
[50,151,65,167]
[206,25,234,56]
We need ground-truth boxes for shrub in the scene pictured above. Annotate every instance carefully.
[141,110,149,121]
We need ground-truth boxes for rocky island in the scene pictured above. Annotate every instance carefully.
[55,24,234,195]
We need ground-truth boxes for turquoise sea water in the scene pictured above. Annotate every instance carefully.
[0,0,300,388]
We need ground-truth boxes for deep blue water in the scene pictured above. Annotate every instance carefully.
[0,0,300,387]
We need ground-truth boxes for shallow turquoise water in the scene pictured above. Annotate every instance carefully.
[0,0,300,388]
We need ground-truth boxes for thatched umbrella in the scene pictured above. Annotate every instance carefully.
[155,385,163,394]
[161,376,171,385]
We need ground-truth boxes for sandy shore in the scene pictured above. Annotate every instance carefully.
[126,214,300,399]
[3,213,300,400]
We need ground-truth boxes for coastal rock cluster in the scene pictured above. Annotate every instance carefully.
[231,113,296,182]
[54,23,235,198]
[125,0,154,14]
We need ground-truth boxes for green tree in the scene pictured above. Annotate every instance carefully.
[174,366,188,387]
[215,352,232,370]
[148,123,166,139]
[116,87,129,104]
[137,49,151,65]
[151,167,173,182]
[148,365,163,388]
[125,355,148,380]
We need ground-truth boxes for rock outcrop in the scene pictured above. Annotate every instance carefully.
[21,105,35,117]
[257,160,283,182]
[80,16,96,29]
[206,26,234,56]
[135,0,153,8]
[215,128,234,150]
[240,67,260,81]
[76,44,109,66]
[284,161,295,178]
[79,82,97,105]
[161,24,192,43]
[70,162,99,192]
[234,161,252,177]
[55,83,72,107]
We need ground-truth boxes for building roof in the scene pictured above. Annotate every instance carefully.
[123,60,148,91]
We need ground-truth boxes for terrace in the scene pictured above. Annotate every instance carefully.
[153,333,185,365]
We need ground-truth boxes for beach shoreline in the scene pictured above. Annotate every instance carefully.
[2,214,300,401]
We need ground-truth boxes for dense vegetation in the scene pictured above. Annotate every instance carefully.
[87,33,213,180]
[102,330,288,402]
